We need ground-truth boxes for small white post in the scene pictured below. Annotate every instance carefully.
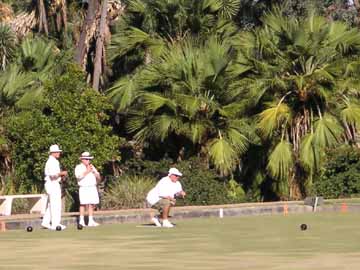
[219,208,224,218]
[313,196,319,212]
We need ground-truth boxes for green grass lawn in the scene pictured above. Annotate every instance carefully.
[1,212,360,270]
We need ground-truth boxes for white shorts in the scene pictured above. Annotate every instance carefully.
[79,186,99,205]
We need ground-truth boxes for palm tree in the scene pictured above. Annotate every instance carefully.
[231,8,360,198]
[108,0,241,71]
[108,36,251,176]
[0,38,59,108]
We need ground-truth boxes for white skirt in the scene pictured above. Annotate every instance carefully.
[79,186,99,205]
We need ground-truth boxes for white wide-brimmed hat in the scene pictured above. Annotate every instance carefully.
[168,167,183,176]
[49,144,62,153]
[79,152,94,160]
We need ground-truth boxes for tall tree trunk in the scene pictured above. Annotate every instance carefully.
[37,0,48,35]
[353,0,360,25]
[61,0,68,34]
[92,0,108,91]
[75,0,99,66]
[0,175,5,195]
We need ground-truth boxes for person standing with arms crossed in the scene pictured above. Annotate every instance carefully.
[75,152,101,227]
[146,168,186,228]
[41,144,68,230]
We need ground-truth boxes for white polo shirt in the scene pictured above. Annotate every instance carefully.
[75,163,98,187]
[44,155,61,182]
[146,176,183,205]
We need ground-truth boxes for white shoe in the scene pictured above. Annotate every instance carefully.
[162,220,174,228]
[88,221,99,227]
[151,217,162,227]
[79,221,86,227]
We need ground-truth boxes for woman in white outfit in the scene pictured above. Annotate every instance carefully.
[42,144,68,230]
[75,152,101,227]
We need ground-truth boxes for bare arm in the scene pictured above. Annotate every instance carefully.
[91,165,101,182]
[49,171,67,181]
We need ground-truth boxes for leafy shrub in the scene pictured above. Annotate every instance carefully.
[226,179,246,202]
[101,175,155,209]
[178,172,231,206]
[313,147,360,198]
[5,65,120,195]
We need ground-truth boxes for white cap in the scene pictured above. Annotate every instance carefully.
[49,144,62,153]
[168,167,182,176]
[79,152,94,160]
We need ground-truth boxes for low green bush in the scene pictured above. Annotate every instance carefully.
[313,146,360,198]
[101,175,155,209]
[5,65,120,195]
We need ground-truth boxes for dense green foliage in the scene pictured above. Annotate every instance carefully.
[5,66,120,194]
[313,147,360,198]
[1,0,360,206]
[232,8,360,198]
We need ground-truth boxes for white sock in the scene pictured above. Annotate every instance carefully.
[89,216,94,223]
[79,216,85,223]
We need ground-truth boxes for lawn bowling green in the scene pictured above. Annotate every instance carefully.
[0,212,360,270]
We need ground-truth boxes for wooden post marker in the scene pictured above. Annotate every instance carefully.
[341,203,348,213]
[283,204,288,216]
[0,221,6,232]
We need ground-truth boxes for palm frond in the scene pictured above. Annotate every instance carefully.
[0,64,33,107]
[257,102,291,138]
[19,38,56,73]
[208,0,241,19]
[187,121,209,144]
[266,140,294,181]
[127,0,146,13]
[225,127,249,154]
[151,115,177,141]
[108,27,162,62]
[340,99,360,127]
[313,114,343,148]
[299,133,320,173]
[142,93,177,113]
[107,76,140,112]
[208,136,238,175]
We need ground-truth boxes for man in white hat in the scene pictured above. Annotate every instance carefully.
[75,152,101,227]
[146,168,186,227]
[41,144,68,230]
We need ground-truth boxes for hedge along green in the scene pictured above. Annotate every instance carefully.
[313,146,360,199]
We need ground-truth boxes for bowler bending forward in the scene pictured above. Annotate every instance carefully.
[75,152,101,227]
[146,168,186,228]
